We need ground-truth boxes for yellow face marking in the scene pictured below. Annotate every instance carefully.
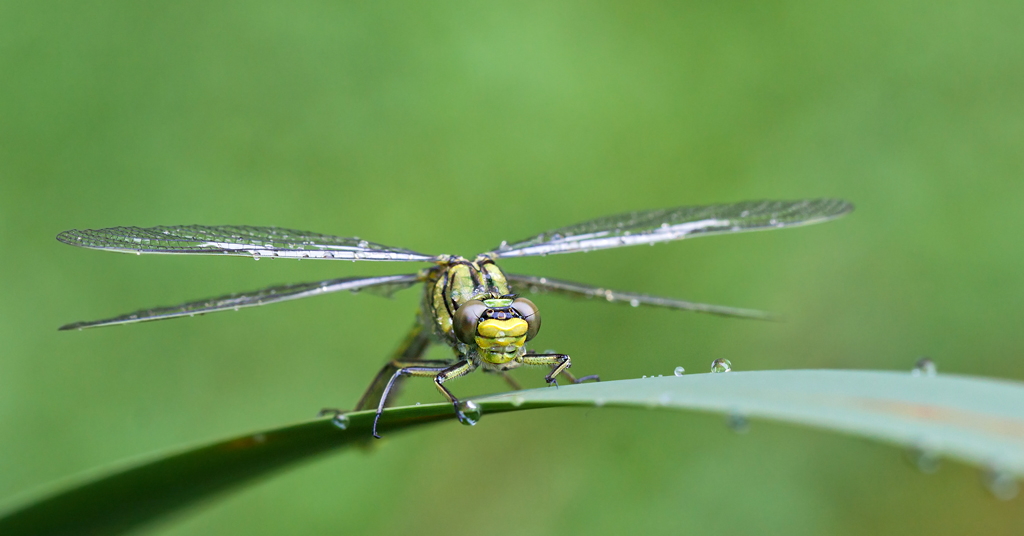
[477,318,528,338]
[475,319,528,364]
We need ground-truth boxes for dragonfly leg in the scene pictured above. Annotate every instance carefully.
[372,360,470,439]
[482,368,524,391]
[433,360,479,423]
[560,370,601,384]
[521,353,571,385]
[354,322,433,412]
[499,371,523,391]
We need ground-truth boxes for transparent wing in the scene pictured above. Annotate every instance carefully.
[489,199,853,258]
[56,225,439,262]
[59,273,422,331]
[506,274,774,320]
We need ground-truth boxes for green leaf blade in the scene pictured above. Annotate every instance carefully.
[3,369,1024,535]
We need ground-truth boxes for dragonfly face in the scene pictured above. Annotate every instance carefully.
[55,199,854,438]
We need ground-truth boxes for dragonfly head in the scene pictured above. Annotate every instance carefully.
[453,297,541,364]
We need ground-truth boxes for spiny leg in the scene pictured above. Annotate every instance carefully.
[522,352,600,385]
[372,359,476,438]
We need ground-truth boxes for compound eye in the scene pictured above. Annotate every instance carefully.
[453,300,487,344]
[511,297,541,340]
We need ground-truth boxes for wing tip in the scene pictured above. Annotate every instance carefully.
[55,229,84,246]
[818,198,855,218]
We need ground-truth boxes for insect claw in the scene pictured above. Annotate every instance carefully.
[573,374,600,384]
[372,413,383,439]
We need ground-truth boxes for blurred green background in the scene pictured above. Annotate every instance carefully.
[2,1,1023,534]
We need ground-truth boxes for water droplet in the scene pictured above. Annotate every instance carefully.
[330,414,350,431]
[357,240,370,248]
[510,395,525,407]
[593,398,606,407]
[983,467,1019,500]
[711,359,732,373]
[135,250,141,255]
[456,400,482,426]
[912,357,937,377]
[673,366,685,376]
[233,306,240,311]
[604,290,614,301]
[629,299,640,307]
[252,252,261,261]
[905,445,941,474]
[727,412,750,434]
[642,375,647,379]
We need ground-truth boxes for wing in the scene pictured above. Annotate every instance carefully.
[489,199,853,258]
[506,274,774,320]
[59,273,422,330]
[56,225,439,262]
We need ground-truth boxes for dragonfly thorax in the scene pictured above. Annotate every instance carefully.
[422,256,541,364]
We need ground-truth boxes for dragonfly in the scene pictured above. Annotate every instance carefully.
[57,198,853,437]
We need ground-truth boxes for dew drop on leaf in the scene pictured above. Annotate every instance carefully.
[711,358,732,373]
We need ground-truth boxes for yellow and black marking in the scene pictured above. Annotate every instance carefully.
[359,254,596,437]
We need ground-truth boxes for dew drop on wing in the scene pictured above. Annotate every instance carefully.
[711,358,732,373]
[457,400,482,426]
[673,366,685,376]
